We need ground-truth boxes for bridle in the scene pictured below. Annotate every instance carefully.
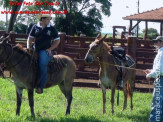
[0,41,25,78]
[98,42,112,62]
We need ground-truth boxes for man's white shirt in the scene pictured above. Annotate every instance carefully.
[147,47,163,78]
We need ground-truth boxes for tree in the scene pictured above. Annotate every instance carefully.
[0,0,24,32]
[142,28,159,39]
[8,0,24,33]
[13,22,27,34]
[55,0,112,36]
[0,20,7,30]
[15,0,57,31]
[0,0,11,31]
[21,0,111,36]
[3,0,112,36]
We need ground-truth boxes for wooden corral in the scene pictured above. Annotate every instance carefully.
[0,31,155,92]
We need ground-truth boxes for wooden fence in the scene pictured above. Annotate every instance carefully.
[0,31,156,92]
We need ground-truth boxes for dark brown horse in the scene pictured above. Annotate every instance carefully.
[0,37,76,117]
[85,33,135,114]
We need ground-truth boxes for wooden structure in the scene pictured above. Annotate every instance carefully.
[123,7,163,40]
[112,26,126,39]
[0,31,156,92]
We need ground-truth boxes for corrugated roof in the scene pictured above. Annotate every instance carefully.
[123,7,163,22]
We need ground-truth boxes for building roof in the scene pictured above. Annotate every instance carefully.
[123,7,163,22]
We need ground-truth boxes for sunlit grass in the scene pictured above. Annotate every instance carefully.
[0,78,152,121]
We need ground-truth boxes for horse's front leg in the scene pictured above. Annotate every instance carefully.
[101,84,106,114]
[123,83,127,110]
[27,88,35,117]
[111,86,115,114]
[129,81,134,110]
[16,86,23,116]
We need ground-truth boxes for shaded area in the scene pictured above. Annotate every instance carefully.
[116,108,150,122]
[25,115,102,122]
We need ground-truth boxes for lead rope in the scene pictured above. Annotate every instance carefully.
[99,60,152,92]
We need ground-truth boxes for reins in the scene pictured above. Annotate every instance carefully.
[98,43,146,73]
[99,61,145,72]
[97,57,152,92]
[4,44,25,69]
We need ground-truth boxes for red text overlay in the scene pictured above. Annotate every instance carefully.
[9,1,60,6]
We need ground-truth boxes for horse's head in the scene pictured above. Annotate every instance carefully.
[0,36,10,64]
[84,33,107,63]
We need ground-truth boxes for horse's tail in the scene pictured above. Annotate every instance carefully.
[126,82,131,98]
[117,89,119,106]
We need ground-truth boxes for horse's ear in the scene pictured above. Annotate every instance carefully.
[99,34,107,43]
[96,32,101,39]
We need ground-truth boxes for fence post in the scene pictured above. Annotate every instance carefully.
[79,34,86,71]
[79,34,86,48]
[127,36,137,89]
[59,32,66,54]
[0,30,6,37]
[10,32,17,45]
[127,36,137,61]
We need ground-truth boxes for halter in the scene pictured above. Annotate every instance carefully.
[0,43,25,78]
[98,42,112,62]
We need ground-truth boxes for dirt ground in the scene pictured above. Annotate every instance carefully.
[75,78,153,89]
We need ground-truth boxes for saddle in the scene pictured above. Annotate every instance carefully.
[31,51,66,72]
[31,52,67,87]
[48,55,67,73]
[110,46,126,62]
[110,46,135,85]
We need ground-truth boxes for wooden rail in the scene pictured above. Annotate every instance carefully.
[0,31,156,91]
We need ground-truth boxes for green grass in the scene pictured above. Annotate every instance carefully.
[0,78,152,122]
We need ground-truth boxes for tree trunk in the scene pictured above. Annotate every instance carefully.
[8,0,24,33]
[67,0,73,35]
[62,0,67,11]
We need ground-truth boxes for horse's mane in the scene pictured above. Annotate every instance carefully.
[103,42,112,52]
[13,44,31,57]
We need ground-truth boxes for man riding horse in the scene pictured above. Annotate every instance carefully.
[27,13,60,94]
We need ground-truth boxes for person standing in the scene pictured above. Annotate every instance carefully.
[27,14,60,94]
[145,36,163,122]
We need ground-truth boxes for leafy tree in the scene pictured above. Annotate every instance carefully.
[142,28,159,39]
[0,0,11,31]
[17,0,112,36]
[0,0,24,32]
[13,22,27,34]
[0,20,7,30]
[55,0,112,36]
[8,0,24,33]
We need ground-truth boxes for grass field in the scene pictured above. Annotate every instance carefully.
[0,78,152,122]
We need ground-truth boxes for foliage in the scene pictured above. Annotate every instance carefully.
[142,28,159,39]
[55,10,103,37]
[13,22,28,34]
[13,0,112,36]
[0,0,11,9]
[55,0,111,36]
[0,20,7,30]
[0,78,152,121]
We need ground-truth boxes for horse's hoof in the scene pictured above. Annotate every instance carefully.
[65,112,70,115]
[16,113,20,116]
[122,108,125,111]
[16,114,20,116]
[103,110,106,114]
[123,106,127,111]
[31,114,35,118]
[112,110,114,114]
